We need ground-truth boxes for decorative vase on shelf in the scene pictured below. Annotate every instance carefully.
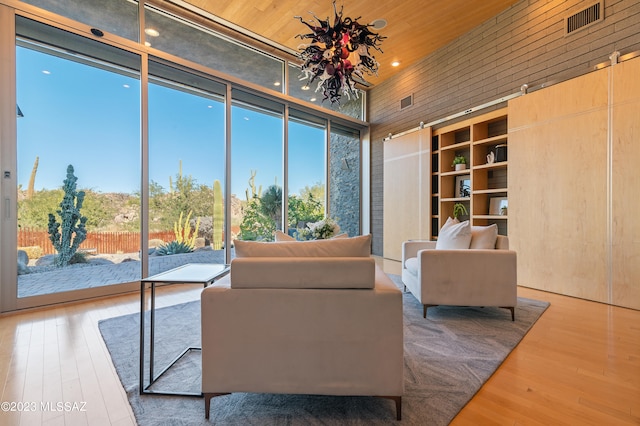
[451,155,467,171]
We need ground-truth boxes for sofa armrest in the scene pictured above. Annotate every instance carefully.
[402,241,437,264]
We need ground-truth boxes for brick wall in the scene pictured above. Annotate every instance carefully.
[368,0,640,255]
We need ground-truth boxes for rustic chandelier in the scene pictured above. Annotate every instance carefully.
[295,1,385,104]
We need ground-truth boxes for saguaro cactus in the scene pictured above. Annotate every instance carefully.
[27,156,39,199]
[47,165,88,267]
[212,179,223,250]
[245,169,262,201]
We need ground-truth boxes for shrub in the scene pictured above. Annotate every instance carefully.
[19,246,43,260]
[155,240,194,256]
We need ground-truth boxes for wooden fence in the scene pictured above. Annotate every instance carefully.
[18,228,176,255]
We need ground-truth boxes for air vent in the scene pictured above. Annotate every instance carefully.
[400,94,413,110]
[565,1,603,36]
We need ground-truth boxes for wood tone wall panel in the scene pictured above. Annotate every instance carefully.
[611,58,640,310]
[368,0,640,256]
[383,128,430,260]
[508,70,609,303]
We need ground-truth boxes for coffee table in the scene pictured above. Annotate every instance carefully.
[139,263,230,396]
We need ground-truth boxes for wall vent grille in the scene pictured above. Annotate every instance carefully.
[400,94,413,110]
[566,1,603,35]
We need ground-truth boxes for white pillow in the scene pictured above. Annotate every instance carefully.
[435,217,471,250]
[470,224,498,249]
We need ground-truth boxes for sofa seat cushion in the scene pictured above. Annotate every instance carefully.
[404,257,419,276]
[234,234,371,258]
[230,257,375,289]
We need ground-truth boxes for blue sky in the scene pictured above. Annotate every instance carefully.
[16,46,325,197]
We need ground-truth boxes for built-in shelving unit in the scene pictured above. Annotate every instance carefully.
[432,108,508,237]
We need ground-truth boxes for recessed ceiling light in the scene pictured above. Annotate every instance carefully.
[310,97,317,102]
[123,84,130,88]
[370,19,387,30]
[144,41,151,47]
[144,28,160,37]
[42,70,51,74]
[301,85,310,91]
[274,81,281,86]
[391,61,401,67]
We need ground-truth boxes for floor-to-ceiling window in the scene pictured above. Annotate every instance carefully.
[148,60,226,274]
[231,90,284,242]
[287,111,327,236]
[2,1,367,312]
[16,17,141,299]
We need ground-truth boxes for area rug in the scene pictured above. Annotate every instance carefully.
[99,274,549,425]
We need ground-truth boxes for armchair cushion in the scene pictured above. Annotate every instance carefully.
[435,217,471,250]
[470,224,498,249]
[404,257,419,276]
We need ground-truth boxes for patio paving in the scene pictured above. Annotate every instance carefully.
[18,249,226,298]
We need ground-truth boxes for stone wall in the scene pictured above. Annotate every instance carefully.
[329,131,360,238]
[367,0,640,255]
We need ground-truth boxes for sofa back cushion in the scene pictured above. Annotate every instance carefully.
[230,257,376,289]
[234,234,371,258]
[274,230,349,242]
[435,217,472,250]
[470,224,498,249]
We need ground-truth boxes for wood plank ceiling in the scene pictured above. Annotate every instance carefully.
[175,0,521,87]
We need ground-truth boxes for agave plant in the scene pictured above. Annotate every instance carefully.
[155,240,194,256]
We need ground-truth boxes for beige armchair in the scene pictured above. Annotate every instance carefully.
[401,235,517,320]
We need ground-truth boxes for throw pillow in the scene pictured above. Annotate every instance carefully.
[233,234,372,258]
[274,230,296,241]
[435,217,471,250]
[274,230,348,241]
[470,224,498,249]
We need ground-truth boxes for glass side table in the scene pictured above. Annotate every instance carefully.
[139,263,230,397]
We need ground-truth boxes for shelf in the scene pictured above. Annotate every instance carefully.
[441,169,471,177]
[441,197,471,202]
[473,134,507,147]
[433,107,509,236]
[473,188,507,194]
[473,161,508,171]
[440,141,470,152]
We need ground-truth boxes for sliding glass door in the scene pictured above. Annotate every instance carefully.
[148,61,226,274]
[231,90,283,242]
[16,17,141,300]
[287,111,327,237]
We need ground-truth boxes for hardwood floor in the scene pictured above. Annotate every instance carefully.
[1,259,638,425]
